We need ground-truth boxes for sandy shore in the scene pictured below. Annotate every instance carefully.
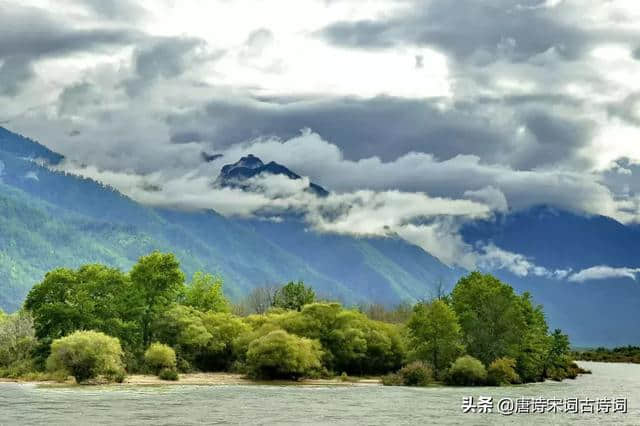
[0,373,382,387]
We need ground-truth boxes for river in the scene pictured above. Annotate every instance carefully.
[0,362,638,425]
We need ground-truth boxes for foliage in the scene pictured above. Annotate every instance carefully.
[272,281,316,311]
[183,272,230,313]
[158,368,179,381]
[154,305,249,371]
[407,300,463,377]
[130,252,185,347]
[450,272,525,366]
[268,303,405,375]
[446,355,487,386]
[9,258,583,386]
[514,292,550,382]
[46,330,124,383]
[246,329,323,380]
[573,345,640,364]
[487,357,520,386]
[0,310,37,372]
[144,343,177,374]
[393,361,434,386]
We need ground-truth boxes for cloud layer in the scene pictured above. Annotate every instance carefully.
[2,0,640,277]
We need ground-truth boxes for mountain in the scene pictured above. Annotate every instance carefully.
[0,127,451,312]
[1,126,639,347]
[215,154,329,197]
[462,207,640,347]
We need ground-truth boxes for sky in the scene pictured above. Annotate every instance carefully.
[2,0,640,278]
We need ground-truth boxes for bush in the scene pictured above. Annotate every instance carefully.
[158,368,179,381]
[446,355,487,386]
[46,330,124,383]
[246,329,322,380]
[398,361,434,386]
[381,373,404,386]
[381,361,433,386]
[487,357,519,386]
[106,369,126,383]
[144,343,177,374]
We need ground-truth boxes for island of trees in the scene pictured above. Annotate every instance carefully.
[573,346,640,364]
[0,251,586,386]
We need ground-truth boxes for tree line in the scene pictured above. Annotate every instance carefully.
[0,251,585,385]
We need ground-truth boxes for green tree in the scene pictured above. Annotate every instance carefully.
[407,299,463,377]
[268,303,404,375]
[153,305,249,371]
[246,329,322,379]
[184,272,230,313]
[514,292,550,382]
[46,330,124,383]
[129,252,185,348]
[450,272,526,365]
[272,281,316,311]
[24,265,136,365]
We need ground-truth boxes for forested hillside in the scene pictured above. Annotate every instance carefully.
[0,127,455,311]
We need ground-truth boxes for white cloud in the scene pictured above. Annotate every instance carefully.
[568,265,640,282]
[216,130,636,222]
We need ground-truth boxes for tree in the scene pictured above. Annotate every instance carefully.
[129,252,185,347]
[243,285,278,314]
[0,310,37,374]
[46,330,124,383]
[514,292,550,382]
[272,281,316,311]
[246,330,322,379]
[407,300,463,377]
[184,272,230,313]
[24,265,135,365]
[153,305,249,371]
[272,303,404,375]
[450,272,526,365]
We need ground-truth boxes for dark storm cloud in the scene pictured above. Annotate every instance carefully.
[319,0,633,64]
[167,96,510,161]
[0,4,139,95]
[514,110,595,169]
[125,36,223,96]
[166,94,594,170]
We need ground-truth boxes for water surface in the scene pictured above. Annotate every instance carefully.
[1,362,638,425]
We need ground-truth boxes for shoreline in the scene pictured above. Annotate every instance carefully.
[0,361,601,387]
[0,372,383,387]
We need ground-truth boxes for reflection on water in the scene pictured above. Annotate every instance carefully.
[1,362,638,425]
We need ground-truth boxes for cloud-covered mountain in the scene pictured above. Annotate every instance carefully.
[215,154,329,197]
[0,127,457,312]
[1,126,639,347]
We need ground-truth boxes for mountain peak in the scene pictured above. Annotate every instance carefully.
[216,154,328,197]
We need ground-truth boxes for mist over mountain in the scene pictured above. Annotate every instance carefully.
[215,154,329,197]
[0,126,639,346]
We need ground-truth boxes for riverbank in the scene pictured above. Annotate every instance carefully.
[0,372,383,387]
[1,362,637,425]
